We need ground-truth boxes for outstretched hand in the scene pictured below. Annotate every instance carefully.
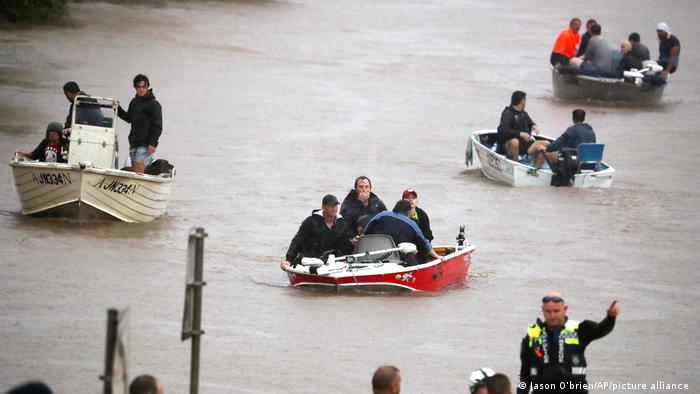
[606,300,619,317]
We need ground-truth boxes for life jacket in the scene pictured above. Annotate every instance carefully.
[526,319,588,388]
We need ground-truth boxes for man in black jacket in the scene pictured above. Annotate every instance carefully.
[15,122,69,163]
[518,292,618,394]
[118,74,163,174]
[62,81,86,135]
[497,91,548,166]
[402,188,433,242]
[340,176,387,237]
[281,194,354,268]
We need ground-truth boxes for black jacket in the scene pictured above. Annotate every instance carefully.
[576,32,591,57]
[497,106,535,153]
[546,123,596,153]
[412,206,433,242]
[518,315,616,394]
[617,52,644,73]
[31,128,70,163]
[285,210,353,262]
[118,90,163,149]
[339,190,387,230]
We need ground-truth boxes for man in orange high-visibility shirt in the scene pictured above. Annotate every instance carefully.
[550,18,581,67]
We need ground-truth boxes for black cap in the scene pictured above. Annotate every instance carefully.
[46,122,63,133]
[322,194,339,206]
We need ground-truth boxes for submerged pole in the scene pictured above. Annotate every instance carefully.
[189,227,207,394]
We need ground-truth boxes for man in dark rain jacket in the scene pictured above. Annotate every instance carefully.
[340,176,387,238]
[281,194,354,268]
[118,74,163,174]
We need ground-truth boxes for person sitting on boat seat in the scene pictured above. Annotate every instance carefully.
[340,175,387,238]
[15,122,69,163]
[364,200,441,266]
[628,32,650,62]
[281,194,354,269]
[496,91,549,166]
[569,23,611,73]
[535,109,596,165]
[402,188,433,242]
[550,18,581,67]
[617,40,644,74]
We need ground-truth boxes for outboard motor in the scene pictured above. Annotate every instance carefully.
[456,225,466,250]
[550,148,579,187]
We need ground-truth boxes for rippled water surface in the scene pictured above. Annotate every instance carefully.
[1,1,699,392]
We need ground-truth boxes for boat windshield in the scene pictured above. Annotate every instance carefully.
[75,98,114,128]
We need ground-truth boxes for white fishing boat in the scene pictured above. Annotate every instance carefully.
[465,130,614,188]
[10,96,174,222]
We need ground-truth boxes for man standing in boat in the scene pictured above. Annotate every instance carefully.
[281,194,354,268]
[117,74,163,174]
[517,292,618,394]
[15,122,69,163]
[340,176,387,238]
[364,200,441,265]
[62,81,91,136]
[656,22,681,77]
[496,91,548,166]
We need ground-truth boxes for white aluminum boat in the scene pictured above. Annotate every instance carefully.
[465,130,614,188]
[10,96,174,222]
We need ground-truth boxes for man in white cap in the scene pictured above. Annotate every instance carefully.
[656,22,681,76]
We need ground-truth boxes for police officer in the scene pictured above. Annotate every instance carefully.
[518,292,619,394]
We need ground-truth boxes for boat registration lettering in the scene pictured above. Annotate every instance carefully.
[32,172,71,185]
[92,178,140,195]
[487,154,514,175]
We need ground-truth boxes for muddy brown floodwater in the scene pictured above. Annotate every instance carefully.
[1,1,699,393]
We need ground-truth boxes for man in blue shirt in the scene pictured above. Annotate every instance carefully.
[533,109,596,165]
[365,200,441,265]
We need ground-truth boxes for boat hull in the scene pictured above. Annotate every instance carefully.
[469,130,615,188]
[10,161,173,223]
[282,246,474,292]
[552,69,665,103]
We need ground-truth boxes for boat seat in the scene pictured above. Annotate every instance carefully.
[577,143,604,172]
[353,234,402,264]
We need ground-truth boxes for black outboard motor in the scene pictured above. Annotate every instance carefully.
[550,148,579,187]
[456,225,466,248]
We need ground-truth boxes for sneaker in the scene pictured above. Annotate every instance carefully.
[527,168,540,177]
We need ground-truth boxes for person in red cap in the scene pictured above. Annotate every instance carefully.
[402,188,433,242]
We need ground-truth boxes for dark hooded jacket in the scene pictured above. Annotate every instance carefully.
[340,190,387,231]
[118,89,163,149]
[496,106,535,155]
[30,129,69,163]
[285,210,353,262]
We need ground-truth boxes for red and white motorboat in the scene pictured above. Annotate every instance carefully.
[281,230,475,292]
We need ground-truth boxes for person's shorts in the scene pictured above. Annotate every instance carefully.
[129,146,153,166]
